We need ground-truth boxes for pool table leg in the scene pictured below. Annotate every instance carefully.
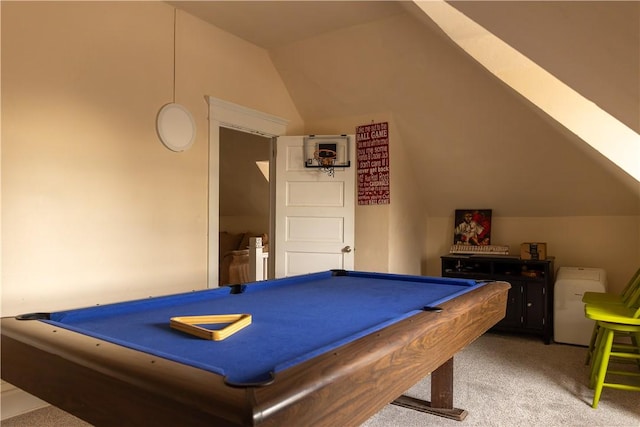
[391,357,468,421]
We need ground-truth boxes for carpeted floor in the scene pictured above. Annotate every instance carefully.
[3,333,639,426]
[363,333,640,427]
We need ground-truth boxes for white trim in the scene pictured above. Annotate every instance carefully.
[208,97,289,137]
[206,97,288,288]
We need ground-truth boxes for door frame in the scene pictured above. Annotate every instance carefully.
[206,97,288,288]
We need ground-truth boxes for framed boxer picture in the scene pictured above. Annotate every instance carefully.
[453,209,492,245]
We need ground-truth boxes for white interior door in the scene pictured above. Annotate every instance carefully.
[274,135,355,278]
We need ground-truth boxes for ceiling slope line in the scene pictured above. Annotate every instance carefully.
[414,0,640,183]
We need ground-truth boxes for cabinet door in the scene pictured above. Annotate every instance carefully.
[524,281,546,330]
[497,281,523,328]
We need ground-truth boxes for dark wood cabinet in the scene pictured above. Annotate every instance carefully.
[441,254,555,344]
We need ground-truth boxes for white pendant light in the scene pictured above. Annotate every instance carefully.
[156,9,195,152]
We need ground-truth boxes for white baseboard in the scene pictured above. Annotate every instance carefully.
[1,381,49,420]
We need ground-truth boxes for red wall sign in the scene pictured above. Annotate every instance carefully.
[356,122,390,205]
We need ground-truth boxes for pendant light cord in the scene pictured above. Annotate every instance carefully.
[173,8,177,103]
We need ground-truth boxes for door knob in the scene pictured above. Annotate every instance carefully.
[342,246,352,253]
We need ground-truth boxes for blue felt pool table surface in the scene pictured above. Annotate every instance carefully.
[42,270,483,385]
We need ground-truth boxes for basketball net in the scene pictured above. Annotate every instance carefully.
[314,149,337,177]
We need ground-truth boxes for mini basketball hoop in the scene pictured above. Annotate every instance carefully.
[314,148,337,177]
[303,136,350,177]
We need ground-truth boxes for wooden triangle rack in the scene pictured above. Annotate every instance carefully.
[170,314,252,341]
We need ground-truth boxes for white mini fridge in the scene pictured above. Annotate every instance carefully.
[554,267,607,346]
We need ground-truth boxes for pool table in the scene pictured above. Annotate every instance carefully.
[1,270,509,426]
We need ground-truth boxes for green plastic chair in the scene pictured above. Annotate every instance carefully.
[585,292,640,326]
[582,266,640,306]
[588,320,640,408]
[584,289,640,408]
[583,269,640,365]
[584,287,640,365]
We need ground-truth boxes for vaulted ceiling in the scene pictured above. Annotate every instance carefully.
[170,1,640,217]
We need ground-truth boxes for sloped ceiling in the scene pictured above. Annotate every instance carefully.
[451,1,639,133]
[171,1,640,217]
[169,1,405,50]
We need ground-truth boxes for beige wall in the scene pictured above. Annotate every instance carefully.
[1,2,303,316]
[387,116,425,275]
[304,104,637,292]
[3,1,637,312]
[289,5,640,292]
[305,113,426,275]
[219,128,270,235]
[426,215,640,294]
[307,108,639,294]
